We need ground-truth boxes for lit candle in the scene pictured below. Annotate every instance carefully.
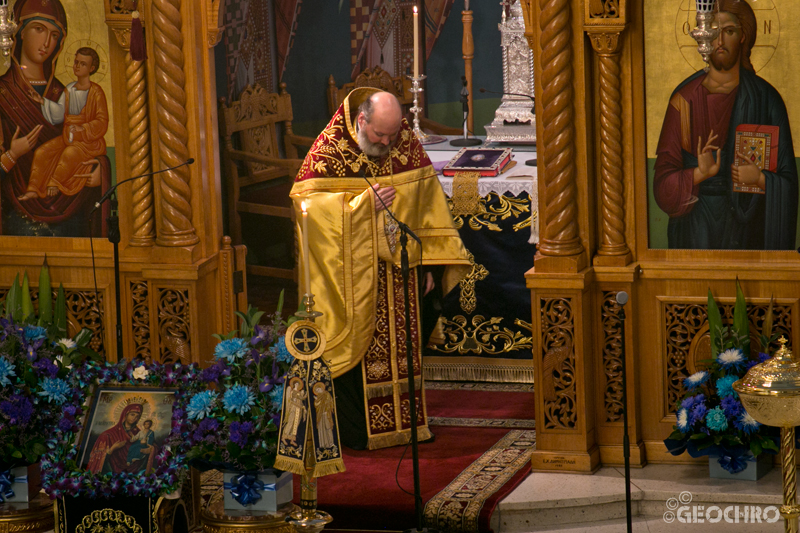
[413,6,419,78]
[301,201,311,296]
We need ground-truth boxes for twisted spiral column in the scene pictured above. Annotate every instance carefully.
[126,52,155,247]
[537,0,583,257]
[591,33,629,257]
[152,0,198,246]
[781,427,800,532]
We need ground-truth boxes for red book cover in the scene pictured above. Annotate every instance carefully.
[442,148,513,177]
[733,124,779,194]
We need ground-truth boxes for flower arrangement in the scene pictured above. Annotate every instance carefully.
[0,262,101,473]
[664,281,779,474]
[185,296,294,473]
[40,359,202,499]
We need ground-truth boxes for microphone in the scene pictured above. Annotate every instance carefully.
[357,167,421,244]
[450,76,482,147]
[479,87,535,103]
[616,291,629,306]
[90,158,195,214]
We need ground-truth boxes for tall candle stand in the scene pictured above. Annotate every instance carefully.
[409,74,446,145]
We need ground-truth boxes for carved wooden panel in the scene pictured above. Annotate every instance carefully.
[601,291,623,422]
[540,297,577,429]
[131,280,151,360]
[158,287,192,363]
[664,301,792,413]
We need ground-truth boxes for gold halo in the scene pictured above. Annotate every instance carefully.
[285,320,326,361]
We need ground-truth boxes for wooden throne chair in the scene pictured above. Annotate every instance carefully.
[218,82,314,280]
[327,66,461,135]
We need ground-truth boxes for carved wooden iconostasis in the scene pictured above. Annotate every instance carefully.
[0,0,243,365]
[520,0,800,473]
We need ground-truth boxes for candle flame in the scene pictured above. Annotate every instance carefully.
[301,201,307,213]
[413,5,417,13]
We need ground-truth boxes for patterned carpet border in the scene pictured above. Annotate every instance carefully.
[428,416,536,429]
[425,381,535,392]
[423,429,536,533]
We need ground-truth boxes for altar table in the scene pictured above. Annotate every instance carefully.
[423,139,538,383]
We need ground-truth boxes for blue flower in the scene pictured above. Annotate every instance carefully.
[721,395,743,419]
[684,371,709,390]
[275,337,293,363]
[38,377,71,404]
[268,387,284,411]
[688,402,708,427]
[717,348,746,371]
[214,338,250,363]
[0,394,33,425]
[186,390,218,420]
[251,325,273,347]
[222,384,255,415]
[676,408,691,433]
[681,393,705,411]
[735,412,761,434]
[0,356,16,386]
[23,325,47,342]
[706,406,728,432]
[716,375,739,399]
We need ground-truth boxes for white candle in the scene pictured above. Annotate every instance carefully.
[301,201,311,296]
[413,6,419,78]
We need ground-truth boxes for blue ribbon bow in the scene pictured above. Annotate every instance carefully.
[223,474,273,506]
[0,471,15,503]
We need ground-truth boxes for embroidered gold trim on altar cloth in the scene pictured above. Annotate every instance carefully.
[450,171,482,217]
[423,429,536,532]
[449,192,532,233]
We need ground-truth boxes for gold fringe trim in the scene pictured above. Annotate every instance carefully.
[273,456,306,476]
[365,383,394,399]
[367,426,433,450]
[423,362,535,384]
[312,459,347,478]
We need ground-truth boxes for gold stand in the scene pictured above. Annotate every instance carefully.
[0,493,54,533]
[287,431,333,533]
[200,498,298,533]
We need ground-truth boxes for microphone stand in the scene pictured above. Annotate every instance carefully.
[89,158,194,360]
[616,291,633,533]
[107,196,123,359]
[361,172,434,533]
[450,78,481,147]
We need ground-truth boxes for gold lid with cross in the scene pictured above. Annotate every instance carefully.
[734,337,800,397]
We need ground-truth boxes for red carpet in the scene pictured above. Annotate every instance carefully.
[425,389,535,421]
[294,426,516,531]
[294,387,536,532]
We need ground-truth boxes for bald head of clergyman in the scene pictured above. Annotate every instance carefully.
[355,91,403,159]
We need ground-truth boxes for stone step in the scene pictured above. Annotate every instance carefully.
[492,464,785,532]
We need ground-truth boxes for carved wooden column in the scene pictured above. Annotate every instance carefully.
[586,0,630,266]
[152,0,199,247]
[523,0,584,272]
[105,3,156,247]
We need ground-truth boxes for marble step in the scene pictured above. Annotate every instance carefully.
[492,464,785,532]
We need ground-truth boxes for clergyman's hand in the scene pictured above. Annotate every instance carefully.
[693,129,720,184]
[732,152,765,190]
[372,183,396,212]
[423,272,434,296]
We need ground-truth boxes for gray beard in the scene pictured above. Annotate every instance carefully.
[357,126,391,158]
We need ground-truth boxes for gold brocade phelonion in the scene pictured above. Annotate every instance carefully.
[734,338,800,533]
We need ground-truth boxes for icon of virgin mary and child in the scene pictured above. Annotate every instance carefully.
[0,0,111,237]
[85,403,159,475]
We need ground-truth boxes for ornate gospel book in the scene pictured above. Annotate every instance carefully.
[732,124,779,195]
[442,147,513,177]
